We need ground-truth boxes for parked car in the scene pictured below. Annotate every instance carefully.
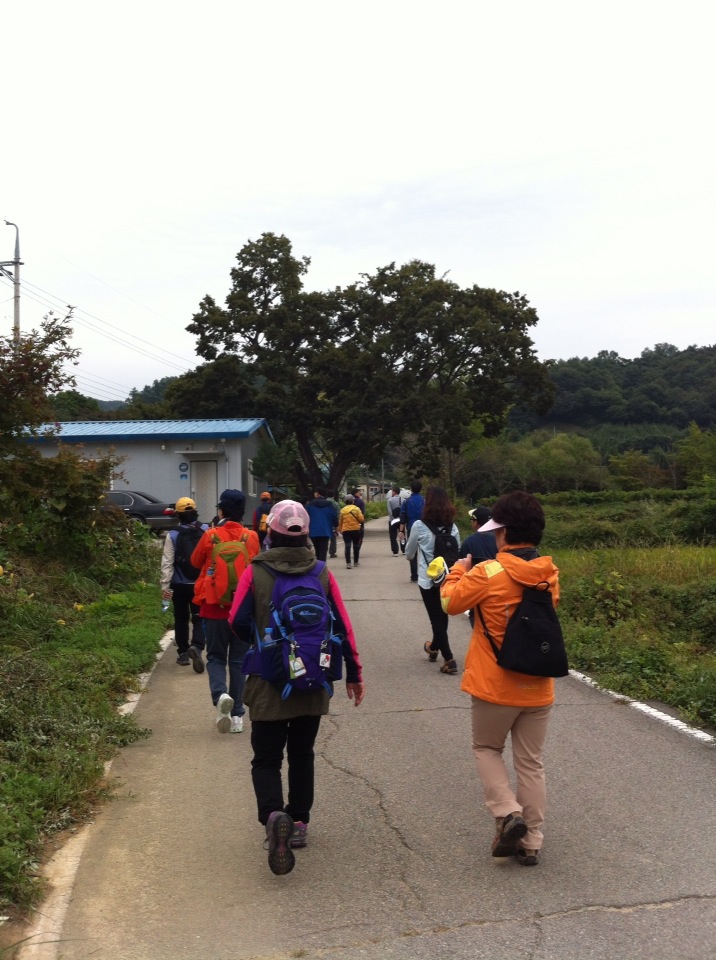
[103,490,178,532]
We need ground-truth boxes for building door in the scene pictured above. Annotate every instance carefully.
[191,460,218,524]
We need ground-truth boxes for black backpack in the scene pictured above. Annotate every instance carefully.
[173,523,204,580]
[477,582,568,678]
[424,522,460,568]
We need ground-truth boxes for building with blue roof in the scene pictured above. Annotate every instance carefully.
[27,419,274,524]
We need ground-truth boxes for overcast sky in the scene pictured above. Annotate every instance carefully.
[2,0,714,406]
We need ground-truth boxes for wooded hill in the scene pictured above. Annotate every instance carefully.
[515,343,716,433]
[88,342,716,437]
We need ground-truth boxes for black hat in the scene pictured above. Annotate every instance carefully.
[469,506,492,526]
[217,489,246,514]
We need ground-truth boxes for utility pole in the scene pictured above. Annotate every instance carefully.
[1,220,21,346]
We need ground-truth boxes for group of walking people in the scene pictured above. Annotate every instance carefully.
[160,482,560,874]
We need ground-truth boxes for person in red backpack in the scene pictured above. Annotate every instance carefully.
[191,489,260,733]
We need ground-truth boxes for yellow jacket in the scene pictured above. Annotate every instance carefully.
[440,545,560,707]
[338,504,364,533]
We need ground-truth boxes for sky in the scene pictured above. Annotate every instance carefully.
[2,0,714,406]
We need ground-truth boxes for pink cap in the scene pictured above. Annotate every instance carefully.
[266,499,310,536]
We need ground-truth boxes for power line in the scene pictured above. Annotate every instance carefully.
[0,276,179,403]
[21,277,193,370]
[0,275,193,372]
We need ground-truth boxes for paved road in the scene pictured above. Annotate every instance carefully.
[19,520,716,959]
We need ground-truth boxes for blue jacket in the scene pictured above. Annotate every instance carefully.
[400,493,425,531]
[306,497,338,538]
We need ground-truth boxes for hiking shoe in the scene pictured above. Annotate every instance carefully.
[492,813,528,857]
[289,821,308,849]
[230,715,244,734]
[440,659,458,674]
[187,645,205,674]
[517,847,540,866]
[216,693,234,734]
[423,641,438,663]
[176,654,190,666]
[266,811,295,875]
[346,562,352,569]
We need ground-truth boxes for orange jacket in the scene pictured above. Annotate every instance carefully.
[440,545,560,707]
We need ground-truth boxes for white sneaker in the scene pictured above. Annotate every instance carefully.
[216,693,234,734]
[230,715,244,734]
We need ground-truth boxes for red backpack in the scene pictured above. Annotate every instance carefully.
[203,529,251,607]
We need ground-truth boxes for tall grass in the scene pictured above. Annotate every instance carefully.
[553,546,716,729]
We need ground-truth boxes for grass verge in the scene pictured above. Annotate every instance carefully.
[553,545,716,730]
[0,582,168,913]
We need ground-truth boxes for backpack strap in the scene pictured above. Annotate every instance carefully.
[476,605,502,661]
[419,521,447,565]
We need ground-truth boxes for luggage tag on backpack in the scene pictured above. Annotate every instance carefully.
[320,652,331,669]
[289,650,307,678]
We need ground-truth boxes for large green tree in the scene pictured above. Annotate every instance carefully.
[184,233,554,495]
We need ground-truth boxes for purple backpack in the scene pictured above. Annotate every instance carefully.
[246,562,344,699]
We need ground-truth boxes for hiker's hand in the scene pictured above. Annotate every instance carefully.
[162,589,172,599]
[454,556,471,573]
[346,682,364,707]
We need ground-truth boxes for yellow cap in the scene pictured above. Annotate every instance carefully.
[175,497,196,513]
[426,556,448,583]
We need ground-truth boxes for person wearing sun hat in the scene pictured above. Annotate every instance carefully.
[440,491,561,868]
[229,499,365,875]
[454,506,499,628]
[160,496,208,669]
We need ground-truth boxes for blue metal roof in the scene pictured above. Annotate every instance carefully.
[29,419,272,443]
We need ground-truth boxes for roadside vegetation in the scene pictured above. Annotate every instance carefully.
[0,312,170,916]
[0,512,166,914]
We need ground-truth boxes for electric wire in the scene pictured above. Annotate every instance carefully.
[21,277,194,366]
[0,276,183,404]
[0,274,196,372]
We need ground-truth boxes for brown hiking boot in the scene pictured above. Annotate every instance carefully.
[491,813,528,857]
[517,846,540,866]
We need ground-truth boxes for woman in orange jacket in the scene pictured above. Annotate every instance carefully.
[440,491,560,866]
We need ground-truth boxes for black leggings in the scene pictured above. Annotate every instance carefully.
[343,530,361,563]
[419,584,453,661]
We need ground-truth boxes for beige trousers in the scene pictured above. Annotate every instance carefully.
[471,697,552,850]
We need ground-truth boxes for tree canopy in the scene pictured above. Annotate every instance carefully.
[180,232,553,494]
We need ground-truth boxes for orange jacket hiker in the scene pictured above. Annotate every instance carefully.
[440,546,560,708]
